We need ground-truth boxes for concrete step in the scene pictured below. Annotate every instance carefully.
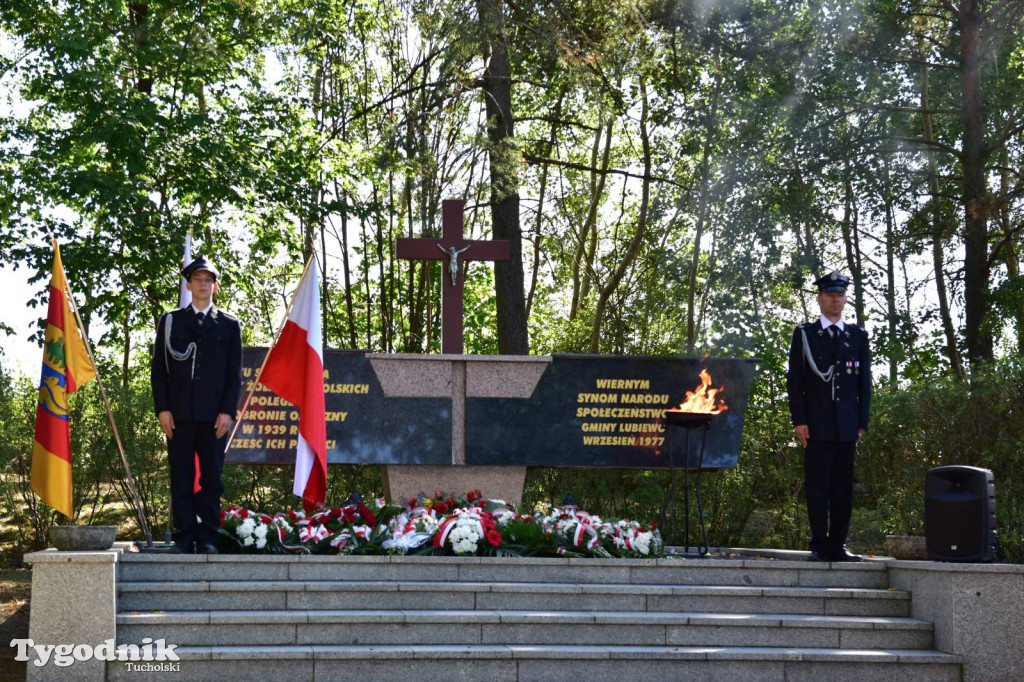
[117,554,891,589]
[116,609,934,650]
[104,644,962,682]
[117,579,910,616]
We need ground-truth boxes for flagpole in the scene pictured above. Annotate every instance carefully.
[224,255,316,455]
[61,266,155,547]
[168,226,194,546]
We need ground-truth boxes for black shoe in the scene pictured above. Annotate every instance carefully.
[197,544,219,555]
[807,551,830,562]
[830,548,864,562]
[168,543,194,554]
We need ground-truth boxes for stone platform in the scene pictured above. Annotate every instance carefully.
[27,545,1024,680]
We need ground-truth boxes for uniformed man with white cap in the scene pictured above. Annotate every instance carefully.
[787,272,872,562]
[151,257,242,554]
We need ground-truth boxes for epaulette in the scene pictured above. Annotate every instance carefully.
[215,309,238,321]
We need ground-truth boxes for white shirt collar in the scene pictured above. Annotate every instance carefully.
[190,302,214,316]
[819,315,845,331]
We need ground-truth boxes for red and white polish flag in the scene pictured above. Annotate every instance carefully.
[257,258,327,512]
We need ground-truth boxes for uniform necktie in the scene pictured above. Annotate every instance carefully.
[196,311,205,325]
[828,325,840,353]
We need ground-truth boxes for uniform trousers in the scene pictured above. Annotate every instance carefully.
[167,421,227,551]
[803,439,856,555]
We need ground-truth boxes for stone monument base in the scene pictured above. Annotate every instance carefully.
[384,465,527,506]
[369,354,545,507]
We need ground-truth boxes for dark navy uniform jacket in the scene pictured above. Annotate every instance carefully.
[151,306,242,423]
[786,321,871,443]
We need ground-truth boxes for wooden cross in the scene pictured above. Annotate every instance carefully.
[397,200,509,354]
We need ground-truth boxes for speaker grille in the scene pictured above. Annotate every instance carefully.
[926,491,982,556]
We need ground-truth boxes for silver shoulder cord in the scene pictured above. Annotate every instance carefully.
[800,327,836,400]
[163,313,197,380]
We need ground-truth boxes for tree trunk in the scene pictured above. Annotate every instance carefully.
[571,106,612,320]
[128,3,153,95]
[385,174,397,352]
[570,116,601,321]
[304,63,324,264]
[320,205,330,350]
[686,75,721,353]
[851,195,865,322]
[478,0,528,354]
[920,59,963,377]
[122,296,131,388]
[589,83,651,353]
[338,185,357,348]
[401,60,425,353]
[327,71,356,350]
[374,184,391,352]
[578,115,614,316]
[794,168,821,275]
[882,156,899,385]
[359,34,373,351]
[695,215,721,348]
[527,88,565,319]
[996,122,1024,356]
[361,215,372,350]
[840,161,865,324]
[958,0,993,367]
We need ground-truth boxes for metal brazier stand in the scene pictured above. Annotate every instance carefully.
[660,411,718,557]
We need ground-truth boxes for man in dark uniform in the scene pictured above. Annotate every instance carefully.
[151,257,242,554]
[787,272,871,562]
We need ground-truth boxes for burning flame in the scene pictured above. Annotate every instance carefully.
[670,368,728,414]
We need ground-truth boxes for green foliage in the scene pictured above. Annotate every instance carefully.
[861,358,1024,562]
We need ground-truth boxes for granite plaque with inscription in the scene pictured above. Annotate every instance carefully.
[227,348,452,465]
[465,355,757,469]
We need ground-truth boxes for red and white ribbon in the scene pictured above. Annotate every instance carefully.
[572,523,599,550]
[224,508,246,521]
[299,523,329,543]
[275,525,307,552]
[436,517,459,547]
[454,506,484,517]
[352,524,371,539]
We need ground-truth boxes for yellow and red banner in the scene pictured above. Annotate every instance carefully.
[30,240,96,517]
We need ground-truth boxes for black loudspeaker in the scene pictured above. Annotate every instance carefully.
[925,465,997,563]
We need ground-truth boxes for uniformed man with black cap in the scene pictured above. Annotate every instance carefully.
[151,257,242,554]
[787,272,871,562]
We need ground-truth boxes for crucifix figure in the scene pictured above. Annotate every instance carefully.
[397,200,510,354]
[438,243,471,286]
